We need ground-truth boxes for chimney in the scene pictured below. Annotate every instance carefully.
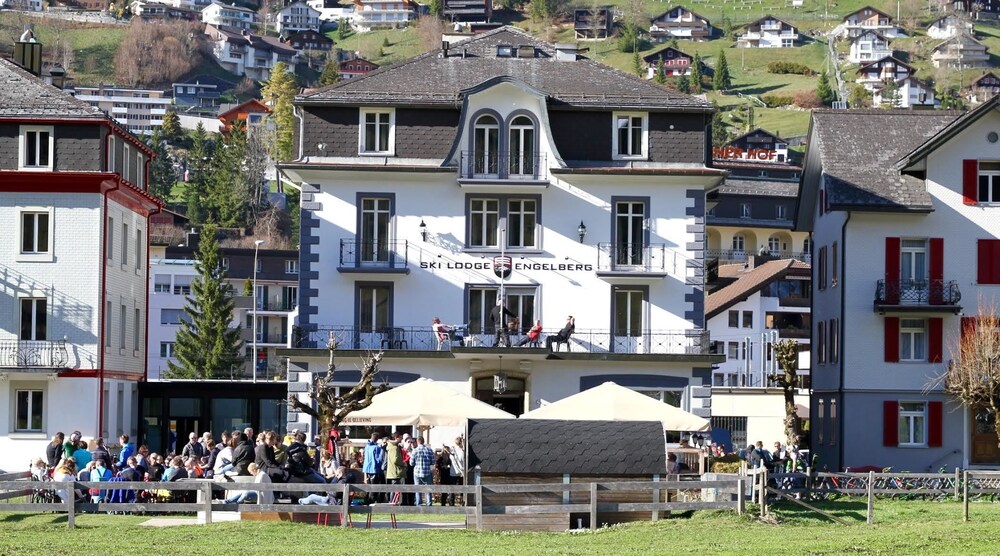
[14,24,42,76]
[186,228,201,249]
[554,42,579,62]
[441,40,449,58]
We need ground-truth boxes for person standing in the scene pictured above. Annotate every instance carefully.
[181,432,205,461]
[362,433,386,502]
[411,437,435,507]
[449,436,466,506]
[384,433,405,504]
[46,432,65,468]
[490,298,517,347]
[115,434,135,471]
[435,446,452,506]
[92,437,113,470]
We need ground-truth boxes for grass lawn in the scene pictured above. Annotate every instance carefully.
[0,13,125,86]
[327,27,427,68]
[3,500,1000,554]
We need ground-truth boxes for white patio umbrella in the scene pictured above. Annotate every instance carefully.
[341,377,516,427]
[520,381,711,432]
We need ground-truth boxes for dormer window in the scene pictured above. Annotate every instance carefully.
[612,112,648,160]
[473,114,500,176]
[19,125,54,171]
[496,45,514,57]
[509,115,535,177]
[359,108,394,155]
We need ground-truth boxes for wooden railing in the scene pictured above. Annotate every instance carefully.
[0,477,746,529]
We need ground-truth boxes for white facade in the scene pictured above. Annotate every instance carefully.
[848,31,892,64]
[206,26,299,82]
[874,77,937,108]
[276,1,322,33]
[856,57,912,91]
[839,7,902,39]
[201,1,258,30]
[351,0,415,31]
[71,86,172,136]
[927,15,974,39]
[737,16,798,48]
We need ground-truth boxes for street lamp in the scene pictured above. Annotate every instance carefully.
[252,239,265,383]
[577,221,587,243]
[419,220,428,242]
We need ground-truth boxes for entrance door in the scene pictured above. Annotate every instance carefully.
[474,376,525,416]
[971,406,1000,464]
[614,201,646,266]
[900,239,927,304]
[168,417,200,455]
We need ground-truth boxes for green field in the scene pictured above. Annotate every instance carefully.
[4,500,1000,554]
[0,13,126,85]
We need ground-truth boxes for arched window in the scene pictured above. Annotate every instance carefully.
[732,233,745,253]
[768,235,781,254]
[508,115,535,177]
[473,114,499,176]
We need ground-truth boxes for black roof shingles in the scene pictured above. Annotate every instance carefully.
[298,26,711,111]
[467,419,666,475]
[811,109,961,210]
[0,58,105,119]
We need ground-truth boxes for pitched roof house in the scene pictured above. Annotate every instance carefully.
[737,15,799,48]
[649,6,712,42]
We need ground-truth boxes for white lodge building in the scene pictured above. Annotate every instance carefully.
[278,28,725,437]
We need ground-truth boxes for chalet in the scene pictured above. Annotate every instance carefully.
[872,76,938,109]
[967,72,1000,104]
[848,30,891,64]
[931,33,989,69]
[855,56,913,91]
[649,6,712,42]
[205,24,299,82]
[927,15,974,39]
[442,0,491,23]
[737,15,798,48]
[201,1,257,30]
[352,0,416,32]
[574,7,613,40]
[283,30,333,51]
[218,98,271,135]
[339,57,378,79]
[840,6,902,39]
[275,1,322,34]
[643,46,692,79]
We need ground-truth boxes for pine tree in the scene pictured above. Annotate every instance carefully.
[654,58,666,84]
[816,70,835,105]
[632,49,643,77]
[881,79,900,108]
[319,52,340,87]
[262,62,298,163]
[147,129,175,202]
[209,121,249,228]
[160,111,181,142]
[677,73,691,94]
[429,0,442,16]
[713,48,732,92]
[167,225,244,379]
[691,53,703,93]
[186,123,212,225]
[711,102,731,148]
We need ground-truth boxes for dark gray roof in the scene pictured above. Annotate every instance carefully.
[467,419,666,475]
[299,27,711,111]
[811,110,960,210]
[0,58,105,119]
[717,177,799,197]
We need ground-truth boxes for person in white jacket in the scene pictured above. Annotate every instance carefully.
[225,463,273,504]
[447,436,465,506]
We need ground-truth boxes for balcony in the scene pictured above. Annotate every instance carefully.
[251,299,297,312]
[595,242,670,279]
[706,249,811,264]
[0,340,69,370]
[874,279,962,314]
[293,325,716,358]
[337,239,410,274]
[255,333,289,346]
[457,151,548,185]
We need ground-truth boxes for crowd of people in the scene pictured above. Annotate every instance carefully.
[32,428,468,507]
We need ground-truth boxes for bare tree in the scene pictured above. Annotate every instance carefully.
[929,302,1000,446]
[767,339,802,445]
[287,335,390,441]
[415,15,445,53]
[114,19,202,86]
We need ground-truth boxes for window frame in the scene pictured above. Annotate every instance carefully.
[358,108,395,156]
[134,307,141,352]
[12,386,45,434]
[160,308,189,326]
[611,112,649,160]
[107,216,114,263]
[19,297,47,341]
[105,300,113,347]
[160,341,175,358]
[728,310,739,328]
[18,209,53,261]
[285,259,299,274]
[18,125,54,171]
[899,318,927,362]
[122,222,129,267]
[153,274,171,294]
[898,401,927,447]
[978,161,1000,203]
[465,194,542,251]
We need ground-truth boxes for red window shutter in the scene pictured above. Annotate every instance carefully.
[883,401,899,447]
[978,240,992,283]
[885,237,900,304]
[928,318,943,363]
[928,401,943,447]
[885,317,900,363]
[963,159,978,205]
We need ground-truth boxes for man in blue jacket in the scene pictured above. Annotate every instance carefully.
[115,434,135,471]
[363,433,386,502]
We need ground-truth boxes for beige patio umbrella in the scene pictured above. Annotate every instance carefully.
[341,377,516,427]
[521,381,711,432]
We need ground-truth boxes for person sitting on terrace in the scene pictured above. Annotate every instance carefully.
[433,317,451,350]
[545,316,575,351]
[516,320,543,347]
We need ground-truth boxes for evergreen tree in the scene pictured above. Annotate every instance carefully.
[147,129,175,202]
[711,102,731,148]
[691,53,703,93]
[677,73,691,94]
[186,123,212,225]
[160,111,181,142]
[632,49,643,77]
[319,52,341,87]
[816,70,835,105]
[713,48,732,92]
[654,58,666,84]
[209,122,249,228]
[881,79,900,108]
[167,225,244,379]
[262,62,298,163]
[619,22,639,53]
[429,0,442,16]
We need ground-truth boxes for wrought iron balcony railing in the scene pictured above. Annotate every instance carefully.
[338,239,410,271]
[596,242,669,274]
[874,279,962,308]
[0,340,69,369]
[458,151,547,181]
[296,325,712,355]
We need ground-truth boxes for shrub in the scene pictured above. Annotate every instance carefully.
[793,90,824,109]
[767,61,815,76]
[711,461,743,474]
[762,94,794,108]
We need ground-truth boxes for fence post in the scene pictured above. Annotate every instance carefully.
[651,474,660,522]
[202,482,213,525]
[866,471,874,525]
[341,483,350,528]
[963,470,969,523]
[66,483,76,529]
[954,467,961,499]
[759,467,767,518]
[475,484,483,531]
[737,478,745,516]
[589,482,598,530]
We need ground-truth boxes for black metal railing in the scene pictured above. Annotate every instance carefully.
[297,325,712,355]
[596,242,669,273]
[252,299,297,312]
[458,151,546,181]
[338,239,409,270]
[874,279,962,306]
[0,340,69,369]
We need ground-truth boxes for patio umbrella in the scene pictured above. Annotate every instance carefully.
[341,377,516,427]
[520,381,711,432]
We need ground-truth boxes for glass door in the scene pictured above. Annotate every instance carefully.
[615,201,646,266]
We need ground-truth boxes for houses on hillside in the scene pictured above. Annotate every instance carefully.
[643,46,692,79]
[796,105,1000,472]
[277,27,725,443]
[352,0,417,31]
[736,15,799,48]
[201,1,257,30]
[967,71,1000,104]
[275,1,322,34]
[931,33,990,69]
[71,85,172,136]
[442,0,491,23]
[927,14,974,39]
[573,6,614,40]
[649,6,713,42]
[339,57,378,79]
[839,6,903,38]
[856,56,914,90]
[205,24,298,82]
[848,30,892,64]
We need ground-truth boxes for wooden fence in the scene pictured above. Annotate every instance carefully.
[0,477,746,530]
